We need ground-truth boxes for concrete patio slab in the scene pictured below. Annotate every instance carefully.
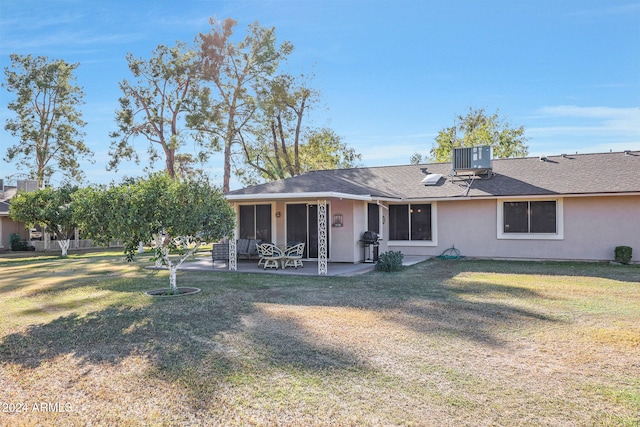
[175,255,430,277]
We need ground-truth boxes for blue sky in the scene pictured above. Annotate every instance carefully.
[1,0,639,189]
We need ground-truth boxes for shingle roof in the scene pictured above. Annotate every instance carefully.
[0,186,17,215]
[226,151,640,200]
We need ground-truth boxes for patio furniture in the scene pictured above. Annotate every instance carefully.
[212,242,229,263]
[258,243,283,269]
[256,241,267,267]
[283,243,305,269]
[237,238,259,259]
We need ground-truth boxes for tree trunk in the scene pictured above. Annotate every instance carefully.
[169,264,178,293]
[152,233,168,268]
[165,241,201,292]
[57,239,70,257]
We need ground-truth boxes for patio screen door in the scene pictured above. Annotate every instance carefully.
[286,204,329,259]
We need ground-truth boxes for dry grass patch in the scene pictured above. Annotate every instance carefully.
[0,254,638,426]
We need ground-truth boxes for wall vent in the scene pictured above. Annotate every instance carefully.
[452,146,492,174]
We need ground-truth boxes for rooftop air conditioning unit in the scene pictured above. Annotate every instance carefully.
[17,179,39,192]
[452,146,492,174]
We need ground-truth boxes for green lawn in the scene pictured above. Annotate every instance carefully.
[0,252,639,426]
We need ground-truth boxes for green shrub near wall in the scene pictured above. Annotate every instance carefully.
[10,233,35,251]
[614,246,633,265]
[375,251,404,272]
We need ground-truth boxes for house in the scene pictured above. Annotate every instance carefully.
[0,185,29,250]
[225,150,640,272]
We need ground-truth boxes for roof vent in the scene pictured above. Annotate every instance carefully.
[452,146,492,175]
[421,173,442,186]
[539,156,547,162]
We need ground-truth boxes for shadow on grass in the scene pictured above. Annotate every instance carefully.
[441,259,640,284]
[3,256,625,404]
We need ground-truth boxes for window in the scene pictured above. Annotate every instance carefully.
[504,201,556,234]
[389,204,432,241]
[498,199,563,240]
[239,204,272,241]
[368,203,380,234]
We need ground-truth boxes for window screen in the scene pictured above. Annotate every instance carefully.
[504,201,556,234]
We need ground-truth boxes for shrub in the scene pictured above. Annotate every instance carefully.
[10,233,35,251]
[375,251,404,272]
[614,246,633,265]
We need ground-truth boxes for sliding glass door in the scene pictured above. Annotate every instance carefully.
[286,203,329,259]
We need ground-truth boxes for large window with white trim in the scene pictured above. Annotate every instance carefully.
[498,199,563,240]
[389,204,432,241]
[503,201,556,234]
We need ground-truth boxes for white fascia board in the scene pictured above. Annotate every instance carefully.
[399,191,640,203]
[225,191,375,201]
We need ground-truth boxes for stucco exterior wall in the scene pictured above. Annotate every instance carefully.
[388,195,640,262]
[0,216,27,250]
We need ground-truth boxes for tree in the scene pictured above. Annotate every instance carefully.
[235,127,361,186]
[109,42,207,179]
[427,107,528,163]
[231,72,361,186]
[75,173,235,293]
[3,54,92,186]
[9,185,78,257]
[198,18,294,192]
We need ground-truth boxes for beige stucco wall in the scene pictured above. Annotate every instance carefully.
[0,216,27,250]
[231,194,638,263]
[389,195,640,262]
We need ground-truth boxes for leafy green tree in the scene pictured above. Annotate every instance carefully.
[9,185,79,256]
[109,43,206,179]
[236,127,360,186]
[426,107,528,163]
[299,129,361,172]
[3,54,92,186]
[409,152,424,165]
[198,18,294,192]
[231,73,361,185]
[75,173,235,292]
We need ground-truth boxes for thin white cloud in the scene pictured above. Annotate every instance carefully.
[525,105,640,156]
[530,105,640,137]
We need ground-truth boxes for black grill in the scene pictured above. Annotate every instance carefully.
[361,231,380,263]
[361,231,379,243]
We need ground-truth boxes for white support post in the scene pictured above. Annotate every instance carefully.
[229,237,237,271]
[317,200,328,275]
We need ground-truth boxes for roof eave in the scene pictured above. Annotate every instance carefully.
[225,191,376,201]
[399,191,640,202]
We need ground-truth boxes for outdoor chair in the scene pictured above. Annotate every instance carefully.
[283,242,305,269]
[236,238,259,259]
[256,241,267,267]
[257,243,283,269]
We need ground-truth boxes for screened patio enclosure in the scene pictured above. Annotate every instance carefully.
[237,203,329,259]
[231,200,331,275]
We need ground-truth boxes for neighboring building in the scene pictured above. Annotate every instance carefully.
[225,150,640,270]
[0,185,28,250]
